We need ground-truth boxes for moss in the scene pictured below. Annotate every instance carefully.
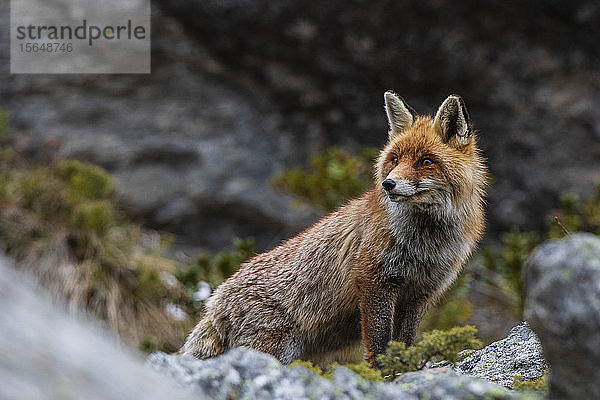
[290,360,331,379]
[338,362,384,382]
[512,371,549,393]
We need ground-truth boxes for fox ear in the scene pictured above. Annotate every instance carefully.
[434,95,471,146]
[384,91,415,136]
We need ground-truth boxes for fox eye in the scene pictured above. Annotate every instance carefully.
[391,156,398,166]
[420,158,434,167]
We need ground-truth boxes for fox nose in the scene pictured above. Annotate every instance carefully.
[382,179,396,191]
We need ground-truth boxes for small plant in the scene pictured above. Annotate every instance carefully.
[176,237,255,288]
[174,237,255,320]
[0,152,192,353]
[272,147,378,211]
[379,325,482,379]
[291,326,481,382]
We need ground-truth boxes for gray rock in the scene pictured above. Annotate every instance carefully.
[156,0,600,237]
[148,348,531,400]
[0,5,319,253]
[454,322,548,388]
[395,368,522,400]
[0,253,195,400]
[525,233,600,399]
[148,348,413,400]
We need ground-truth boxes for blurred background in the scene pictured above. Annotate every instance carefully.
[0,0,599,354]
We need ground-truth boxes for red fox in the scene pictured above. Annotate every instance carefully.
[181,92,487,367]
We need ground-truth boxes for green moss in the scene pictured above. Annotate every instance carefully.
[512,371,549,393]
[338,362,384,382]
[290,360,331,379]
[293,326,481,383]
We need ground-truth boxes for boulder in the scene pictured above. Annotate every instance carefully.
[148,348,526,399]
[525,233,600,399]
[394,368,520,400]
[453,322,548,388]
[0,253,195,400]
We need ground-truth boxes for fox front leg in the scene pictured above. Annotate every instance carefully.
[359,284,398,368]
[393,298,427,347]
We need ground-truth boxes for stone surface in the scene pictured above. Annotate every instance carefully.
[148,348,529,400]
[454,322,548,388]
[0,4,318,253]
[525,233,600,399]
[395,368,521,400]
[148,349,411,400]
[0,253,195,400]
[156,0,600,236]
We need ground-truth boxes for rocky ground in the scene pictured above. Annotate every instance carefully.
[2,234,599,399]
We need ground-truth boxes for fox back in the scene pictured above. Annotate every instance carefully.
[181,92,487,367]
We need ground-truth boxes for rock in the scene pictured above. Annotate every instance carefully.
[0,253,195,400]
[0,5,319,253]
[148,348,530,399]
[155,0,600,236]
[148,349,411,400]
[395,368,521,400]
[453,322,548,388]
[525,233,600,399]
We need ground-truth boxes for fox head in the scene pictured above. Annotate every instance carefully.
[376,92,486,212]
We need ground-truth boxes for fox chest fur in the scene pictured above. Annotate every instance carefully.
[181,92,487,367]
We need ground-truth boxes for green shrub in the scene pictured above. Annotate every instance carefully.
[379,325,482,379]
[72,200,116,236]
[176,237,255,289]
[291,326,481,382]
[0,153,191,353]
[272,147,377,211]
[56,159,113,203]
